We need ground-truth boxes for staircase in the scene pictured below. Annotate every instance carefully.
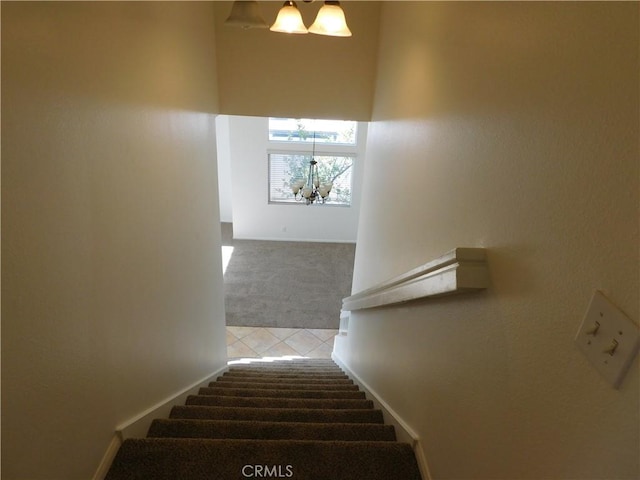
[106,358,422,479]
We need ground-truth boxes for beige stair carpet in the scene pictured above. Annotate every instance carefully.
[106,359,422,480]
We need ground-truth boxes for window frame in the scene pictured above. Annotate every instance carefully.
[268,118,358,147]
[267,150,356,207]
[266,118,359,207]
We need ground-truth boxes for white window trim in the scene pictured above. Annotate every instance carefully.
[267,151,356,207]
[266,119,364,207]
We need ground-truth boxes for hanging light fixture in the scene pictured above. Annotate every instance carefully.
[291,161,334,204]
[270,1,309,34]
[291,130,333,205]
[224,1,268,29]
[309,1,352,37]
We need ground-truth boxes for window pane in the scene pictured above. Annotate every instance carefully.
[269,153,353,206]
[269,118,357,145]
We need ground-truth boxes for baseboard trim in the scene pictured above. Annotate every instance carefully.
[92,364,229,480]
[116,364,229,440]
[93,434,122,480]
[233,235,356,244]
[332,353,433,480]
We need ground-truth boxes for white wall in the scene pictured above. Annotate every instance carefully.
[337,2,639,479]
[1,3,227,479]
[227,115,366,243]
[216,115,234,223]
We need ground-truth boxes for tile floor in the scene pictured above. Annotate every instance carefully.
[227,326,337,360]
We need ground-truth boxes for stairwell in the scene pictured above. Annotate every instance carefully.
[106,358,422,479]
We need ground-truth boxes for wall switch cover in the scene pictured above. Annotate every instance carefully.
[575,290,640,389]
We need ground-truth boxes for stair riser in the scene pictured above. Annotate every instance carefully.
[229,365,342,368]
[198,387,366,399]
[232,358,338,367]
[105,439,422,480]
[186,395,374,410]
[148,419,396,442]
[216,376,354,384]
[210,381,359,391]
[223,372,349,379]
[228,364,341,368]
[226,367,341,372]
[106,360,422,480]
[228,367,344,371]
[169,406,385,424]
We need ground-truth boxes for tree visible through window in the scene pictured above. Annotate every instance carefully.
[269,118,356,145]
[268,118,357,206]
[269,153,353,205]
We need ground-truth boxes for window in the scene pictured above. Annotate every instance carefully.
[269,152,354,205]
[269,118,357,145]
[268,118,357,206]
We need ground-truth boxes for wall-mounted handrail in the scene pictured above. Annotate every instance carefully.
[342,248,489,311]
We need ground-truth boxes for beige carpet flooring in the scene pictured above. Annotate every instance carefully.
[221,223,355,329]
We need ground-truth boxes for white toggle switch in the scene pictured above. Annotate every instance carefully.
[575,290,640,388]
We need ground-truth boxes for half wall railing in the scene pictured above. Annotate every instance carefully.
[342,248,489,312]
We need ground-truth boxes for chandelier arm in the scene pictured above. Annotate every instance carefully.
[307,160,314,188]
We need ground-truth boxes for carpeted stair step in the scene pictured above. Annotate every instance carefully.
[147,418,397,441]
[209,380,359,390]
[186,394,374,410]
[227,367,346,375]
[235,364,341,367]
[215,375,354,384]
[222,371,349,379]
[230,360,337,366]
[227,361,339,368]
[106,359,422,479]
[198,386,366,399]
[225,367,342,373]
[105,438,422,480]
[169,405,386,424]
[228,363,341,368]
[226,369,345,376]
[224,366,346,372]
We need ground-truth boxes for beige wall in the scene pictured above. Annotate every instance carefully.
[340,2,639,479]
[213,1,380,121]
[1,3,227,479]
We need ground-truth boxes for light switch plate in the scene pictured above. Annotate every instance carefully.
[575,290,640,388]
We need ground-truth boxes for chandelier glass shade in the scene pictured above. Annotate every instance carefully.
[224,1,268,29]
[226,0,352,37]
[270,1,309,34]
[270,0,351,37]
[291,160,333,205]
[309,1,352,37]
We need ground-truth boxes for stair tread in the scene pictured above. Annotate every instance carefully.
[170,405,385,423]
[210,381,359,390]
[106,438,422,480]
[229,364,343,372]
[148,418,396,441]
[186,394,374,410]
[107,360,422,479]
[228,362,340,367]
[198,387,366,399]
[226,367,341,372]
[223,371,349,379]
[216,375,354,384]
[228,360,337,365]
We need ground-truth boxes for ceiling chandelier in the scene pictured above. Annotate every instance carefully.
[223,1,269,29]
[290,132,333,205]
[225,1,352,37]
